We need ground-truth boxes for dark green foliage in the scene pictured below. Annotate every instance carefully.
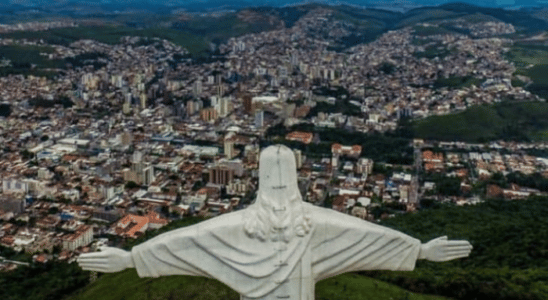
[413,45,452,60]
[124,181,139,189]
[506,172,548,192]
[433,75,483,89]
[379,62,396,74]
[0,45,63,78]
[435,177,462,196]
[0,262,89,300]
[438,2,548,33]
[266,124,413,164]
[0,103,11,117]
[412,25,458,37]
[308,100,361,117]
[65,52,108,70]
[413,101,548,142]
[366,197,548,300]
[29,96,74,108]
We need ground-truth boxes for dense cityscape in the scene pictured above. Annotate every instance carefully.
[2,2,548,299]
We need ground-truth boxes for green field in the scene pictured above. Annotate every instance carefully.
[413,101,548,142]
[69,268,448,300]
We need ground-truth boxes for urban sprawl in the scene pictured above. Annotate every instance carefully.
[0,8,546,270]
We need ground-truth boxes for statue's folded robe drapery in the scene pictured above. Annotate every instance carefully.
[131,203,421,299]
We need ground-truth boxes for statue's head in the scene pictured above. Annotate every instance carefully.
[244,144,311,242]
[258,144,300,210]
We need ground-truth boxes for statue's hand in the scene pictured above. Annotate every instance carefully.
[419,236,472,262]
[77,246,134,273]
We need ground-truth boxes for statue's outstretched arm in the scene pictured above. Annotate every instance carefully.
[418,236,472,262]
[77,246,134,273]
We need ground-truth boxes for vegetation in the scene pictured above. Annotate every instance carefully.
[0,45,63,78]
[367,196,548,300]
[0,261,89,300]
[266,123,414,164]
[413,101,548,142]
[1,26,210,57]
[413,44,453,60]
[29,96,74,108]
[412,25,458,37]
[504,43,548,99]
[70,269,448,300]
[433,75,483,89]
[308,100,361,117]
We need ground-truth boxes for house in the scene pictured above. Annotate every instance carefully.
[332,144,362,158]
[110,211,168,239]
[285,131,313,144]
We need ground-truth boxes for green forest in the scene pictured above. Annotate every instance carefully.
[369,196,548,300]
[413,101,548,142]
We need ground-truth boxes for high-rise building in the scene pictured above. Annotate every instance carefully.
[243,94,254,115]
[140,93,147,110]
[142,165,155,186]
[122,102,131,115]
[216,97,230,117]
[254,110,264,129]
[293,149,303,169]
[224,140,235,159]
[132,151,143,163]
[193,79,203,96]
[200,107,218,122]
[209,166,234,186]
[121,131,133,146]
[187,100,196,116]
[356,158,374,175]
[0,195,25,215]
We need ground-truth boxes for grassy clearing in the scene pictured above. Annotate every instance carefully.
[69,268,449,300]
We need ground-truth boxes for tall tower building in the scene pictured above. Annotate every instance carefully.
[209,166,234,186]
[142,165,155,186]
[243,94,254,115]
[254,110,264,129]
[140,93,147,110]
[293,149,303,169]
[224,140,235,159]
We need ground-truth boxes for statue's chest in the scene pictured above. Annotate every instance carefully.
[241,260,305,300]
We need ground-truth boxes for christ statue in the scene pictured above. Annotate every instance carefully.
[78,144,472,300]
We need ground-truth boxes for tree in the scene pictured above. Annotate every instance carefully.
[125,181,140,189]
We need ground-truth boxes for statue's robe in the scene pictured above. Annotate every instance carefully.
[131,203,421,299]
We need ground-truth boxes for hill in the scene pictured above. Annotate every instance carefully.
[68,269,450,300]
[369,197,548,300]
[412,101,548,142]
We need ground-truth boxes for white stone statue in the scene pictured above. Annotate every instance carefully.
[78,144,472,299]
